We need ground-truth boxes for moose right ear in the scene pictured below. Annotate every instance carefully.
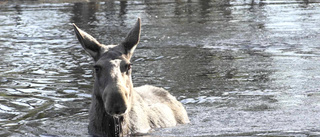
[73,23,102,61]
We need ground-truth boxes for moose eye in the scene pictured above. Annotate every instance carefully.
[122,63,132,73]
[127,63,132,71]
[93,65,101,73]
[120,62,132,73]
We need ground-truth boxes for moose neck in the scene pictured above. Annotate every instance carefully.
[88,93,127,136]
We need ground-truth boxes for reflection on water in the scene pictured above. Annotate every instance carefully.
[1,0,320,136]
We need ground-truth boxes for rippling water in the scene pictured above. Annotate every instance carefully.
[1,0,320,136]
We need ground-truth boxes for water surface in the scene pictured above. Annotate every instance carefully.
[1,0,320,136]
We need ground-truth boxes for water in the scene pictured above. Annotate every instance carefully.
[1,0,320,136]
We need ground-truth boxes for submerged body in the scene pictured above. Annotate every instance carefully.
[89,85,189,136]
[73,18,189,136]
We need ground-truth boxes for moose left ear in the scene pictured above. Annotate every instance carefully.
[121,18,141,57]
[73,23,103,61]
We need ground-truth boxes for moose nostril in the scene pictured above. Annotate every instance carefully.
[114,105,127,115]
[115,110,121,115]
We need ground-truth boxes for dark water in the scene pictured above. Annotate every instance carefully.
[1,0,320,136]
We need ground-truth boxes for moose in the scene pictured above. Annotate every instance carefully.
[73,18,189,136]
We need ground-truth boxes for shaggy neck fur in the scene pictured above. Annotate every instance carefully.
[88,94,125,137]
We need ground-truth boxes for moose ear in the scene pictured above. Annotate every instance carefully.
[73,23,102,61]
[121,18,141,57]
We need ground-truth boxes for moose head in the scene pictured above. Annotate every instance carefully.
[73,18,141,117]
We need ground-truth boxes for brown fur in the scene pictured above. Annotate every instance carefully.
[73,18,189,136]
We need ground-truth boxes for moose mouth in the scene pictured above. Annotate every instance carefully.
[105,106,128,117]
[108,112,126,118]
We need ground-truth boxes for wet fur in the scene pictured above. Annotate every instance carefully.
[88,85,189,136]
[73,18,189,136]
